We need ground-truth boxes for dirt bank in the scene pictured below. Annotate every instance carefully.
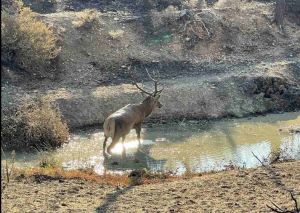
[2,59,300,129]
[2,1,300,129]
[2,161,300,212]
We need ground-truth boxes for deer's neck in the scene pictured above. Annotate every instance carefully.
[139,102,153,118]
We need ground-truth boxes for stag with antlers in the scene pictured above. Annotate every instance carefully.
[102,69,164,158]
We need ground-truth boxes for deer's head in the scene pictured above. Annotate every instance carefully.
[142,93,163,109]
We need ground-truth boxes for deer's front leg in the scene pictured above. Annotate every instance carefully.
[121,136,126,159]
[134,123,142,148]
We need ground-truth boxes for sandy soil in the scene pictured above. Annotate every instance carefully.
[2,161,300,213]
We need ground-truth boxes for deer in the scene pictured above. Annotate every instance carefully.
[102,69,164,159]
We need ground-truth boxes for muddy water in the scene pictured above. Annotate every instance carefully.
[7,112,300,175]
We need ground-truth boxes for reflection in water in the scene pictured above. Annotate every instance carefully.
[110,140,154,155]
[4,112,300,175]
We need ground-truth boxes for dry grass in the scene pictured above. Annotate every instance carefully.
[108,29,124,40]
[1,99,69,151]
[13,166,207,187]
[18,167,129,186]
[1,0,60,78]
[72,9,100,30]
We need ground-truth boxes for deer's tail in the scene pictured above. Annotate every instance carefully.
[103,118,115,138]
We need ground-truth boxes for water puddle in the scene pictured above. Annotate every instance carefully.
[4,112,300,175]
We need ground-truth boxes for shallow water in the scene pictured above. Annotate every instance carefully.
[5,112,300,175]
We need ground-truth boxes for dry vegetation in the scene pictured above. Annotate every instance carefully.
[108,29,125,40]
[16,167,130,186]
[2,161,299,212]
[1,99,69,151]
[1,0,60,78]
[72,8,100,30]
[12,165,187,187]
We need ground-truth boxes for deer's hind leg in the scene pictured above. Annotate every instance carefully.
[107,135,121,156]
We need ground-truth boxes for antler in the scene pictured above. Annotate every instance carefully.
[128,66,153,95]
[128,66,164,96]
[145,68,164,96]
[132,81,153,96]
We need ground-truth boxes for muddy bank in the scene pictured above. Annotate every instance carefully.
[56,74,299,129]
[2,60,300,129]
[41,59,300,128]
[2,161,300,212]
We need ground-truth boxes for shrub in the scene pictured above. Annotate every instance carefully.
[1,0,61,78]
[72,9,100,30]
[1,100,69,151]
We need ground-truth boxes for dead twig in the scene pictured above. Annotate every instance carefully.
[252,152,299,213]
[290,192,300,213]
[194,13,211,37]
[179,9,211,41]
[266,192,299,213]
[1,146,16,193]
[252,151,267,167]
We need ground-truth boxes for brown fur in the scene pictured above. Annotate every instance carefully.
[102,96,162,158]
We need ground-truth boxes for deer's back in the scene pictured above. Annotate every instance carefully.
[108,104,142,121]
[104,104,143,137]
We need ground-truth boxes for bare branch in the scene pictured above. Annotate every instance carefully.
[290,192,299,213]
[252,153,299,213]
[252,151,267,167]
[195,13,210,37]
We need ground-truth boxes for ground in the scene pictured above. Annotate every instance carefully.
[2,161,300,212]
[2,0,300,129]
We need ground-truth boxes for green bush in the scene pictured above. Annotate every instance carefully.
[1,0,61,78]
[1,100,69,151]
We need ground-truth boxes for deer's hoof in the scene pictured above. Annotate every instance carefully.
[137,147,144,153]
[103,152,111,159]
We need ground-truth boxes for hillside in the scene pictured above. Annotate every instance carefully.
[2,0,300,128]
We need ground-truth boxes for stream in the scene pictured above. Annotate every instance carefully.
[5,112,300,175]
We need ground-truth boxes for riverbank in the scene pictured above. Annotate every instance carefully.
[2,0,300,129]
[2,160,299,212]
[2,60,300,129]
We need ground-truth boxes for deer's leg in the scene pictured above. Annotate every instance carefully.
[135,123,142,147]
[121,136,126,159]
[103,136,109,157]
[107,135,121,155]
